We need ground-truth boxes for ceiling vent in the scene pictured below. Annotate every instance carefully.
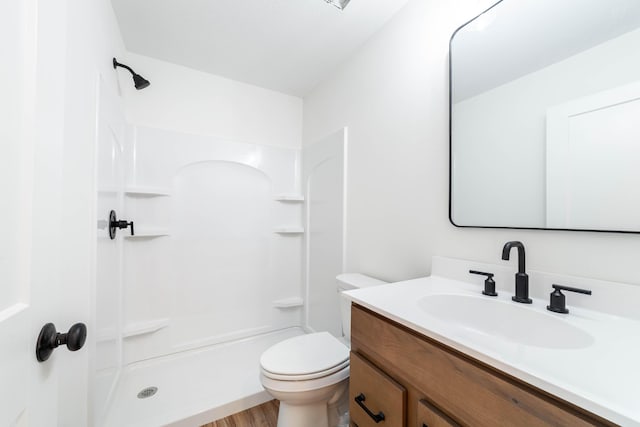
[325,0,351,11]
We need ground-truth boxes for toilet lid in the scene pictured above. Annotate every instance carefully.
[260,332,349,378]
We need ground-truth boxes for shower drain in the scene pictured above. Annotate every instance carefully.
[137,386,158,399]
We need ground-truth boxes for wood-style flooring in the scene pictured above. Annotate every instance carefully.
[202,400,279,427]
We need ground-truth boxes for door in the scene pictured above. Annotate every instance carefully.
[0,0,38,425]
[547,81,640,230]
[1,1,90,425]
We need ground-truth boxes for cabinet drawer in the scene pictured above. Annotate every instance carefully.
[416,399,460,427]
[350,351,406,427]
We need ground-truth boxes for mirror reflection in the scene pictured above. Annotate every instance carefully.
[450,0,640,232]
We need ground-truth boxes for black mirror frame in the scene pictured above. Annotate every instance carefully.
[448,0,640,235]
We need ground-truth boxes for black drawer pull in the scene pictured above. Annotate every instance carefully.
[355,393,385,423]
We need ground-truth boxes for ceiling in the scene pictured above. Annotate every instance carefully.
[111,0,410,97]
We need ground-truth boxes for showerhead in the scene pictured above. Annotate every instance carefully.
[132,73,150,90]
[113,58,150,90]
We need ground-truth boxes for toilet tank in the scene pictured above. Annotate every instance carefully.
[337,274,388,343]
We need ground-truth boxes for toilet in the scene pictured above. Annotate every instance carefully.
[260,273,387,427]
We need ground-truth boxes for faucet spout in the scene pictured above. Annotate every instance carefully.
[502,241,532,304]
[501,241,526,273]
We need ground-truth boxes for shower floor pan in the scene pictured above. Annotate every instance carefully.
[104,327,304,427]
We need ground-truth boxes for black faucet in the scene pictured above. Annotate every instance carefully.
[501,241,532,304]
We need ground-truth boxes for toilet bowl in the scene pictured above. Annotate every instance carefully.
[259,274,387,427]
[260,332,350,427]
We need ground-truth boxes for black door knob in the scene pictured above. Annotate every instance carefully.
[36,322,87,362]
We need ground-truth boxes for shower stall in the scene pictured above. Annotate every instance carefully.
[94,84,347,426]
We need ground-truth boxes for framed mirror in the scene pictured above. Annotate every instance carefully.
[449,0,640,233]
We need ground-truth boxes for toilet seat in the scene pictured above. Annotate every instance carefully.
[260,332,349,381]
[261,365,350,393]
[262,359,349,381]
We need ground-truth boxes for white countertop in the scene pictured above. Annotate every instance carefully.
[345,275,640,426]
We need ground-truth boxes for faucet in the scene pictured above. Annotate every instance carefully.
[501,241,532,304]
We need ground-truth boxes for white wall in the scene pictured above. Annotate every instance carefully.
[303,0,640,286]
[121,53,303,149]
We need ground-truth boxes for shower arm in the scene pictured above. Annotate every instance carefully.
[113,58,135,75]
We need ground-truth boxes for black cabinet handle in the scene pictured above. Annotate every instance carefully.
[36,322,87,362]
[109,210,134,239]
[355,393,385,423]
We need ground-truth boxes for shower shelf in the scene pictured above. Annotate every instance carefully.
[123,318,170,338]
[125,186,171,197]
[274,193,304,202]
[125,228,170,239]
[272,297,304,308]
[95,327,116,343]
[273,227,304,234]
[98,187,119,195]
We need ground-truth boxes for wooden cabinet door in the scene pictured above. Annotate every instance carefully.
[416,399,460,427]
[350,352,406,427]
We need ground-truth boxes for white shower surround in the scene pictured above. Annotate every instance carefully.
[97,111,348,426]
[122,125,305,364]
[303,129,348,338]
[105,327,305,427]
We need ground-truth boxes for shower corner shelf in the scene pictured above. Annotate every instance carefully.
[123,318,170,338]
[272,297,304,309]
[273,227,305,234]
[274,194,304,202]
[125,186,172,197]
[125,228,170,239]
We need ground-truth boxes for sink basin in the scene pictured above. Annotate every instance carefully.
[418,294,594,349]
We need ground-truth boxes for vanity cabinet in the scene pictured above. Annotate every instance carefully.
[349,304,616,427]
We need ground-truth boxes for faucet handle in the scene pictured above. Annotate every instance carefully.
[469,270,498,297]
[547,284,592,314]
